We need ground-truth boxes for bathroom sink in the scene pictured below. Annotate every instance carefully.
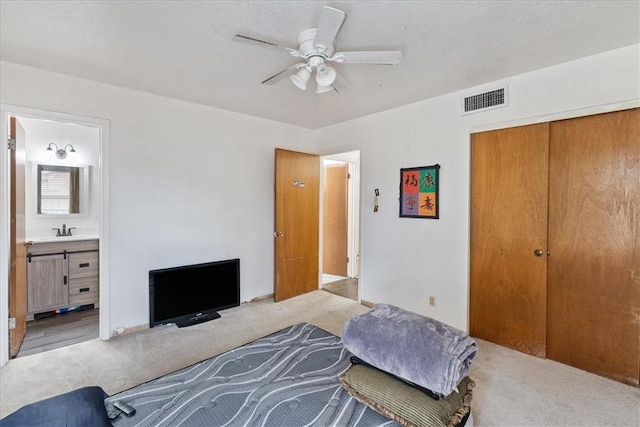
[28,234,99,243]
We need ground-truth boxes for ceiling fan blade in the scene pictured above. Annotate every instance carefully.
[330,51,403,65]
[331,69,349,93]
[232,34,303,58]
[262,63,306,85]
[313,6,346,53]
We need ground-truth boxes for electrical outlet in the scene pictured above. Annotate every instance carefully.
[429,296,435,306]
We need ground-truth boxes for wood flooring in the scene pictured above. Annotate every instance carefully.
[322,277,358,301]
[16,307,99,358]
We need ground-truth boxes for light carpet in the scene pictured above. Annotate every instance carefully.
[0,290,638,426]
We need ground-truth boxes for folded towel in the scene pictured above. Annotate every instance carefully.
[341,303,477,396]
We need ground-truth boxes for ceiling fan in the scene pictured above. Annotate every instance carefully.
[232,6,402,94]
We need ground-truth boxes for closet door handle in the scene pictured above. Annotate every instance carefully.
[534,249,544,257]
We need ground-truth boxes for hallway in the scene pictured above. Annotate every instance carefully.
[322,275,357,301]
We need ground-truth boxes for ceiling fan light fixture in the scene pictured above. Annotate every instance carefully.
[316,64,337,87]
[290,67,311,90]
[316,83,333,94]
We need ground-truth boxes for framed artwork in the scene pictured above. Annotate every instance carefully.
[399,164,440,219]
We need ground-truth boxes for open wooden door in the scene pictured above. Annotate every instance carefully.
[274,149,319,302]
[322,163,348,277]
[9,116,27,358]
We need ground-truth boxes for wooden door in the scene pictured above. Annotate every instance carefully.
[323,163,348,277]
[547,108,640,386]
[9,117,27,358]
[274,149,320,302]
[470,123,550,357]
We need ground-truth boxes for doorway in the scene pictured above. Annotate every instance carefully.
[1,106,109,364]
[320,151,360,301]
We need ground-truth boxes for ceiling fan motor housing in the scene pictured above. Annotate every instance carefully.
[297,28,335,59]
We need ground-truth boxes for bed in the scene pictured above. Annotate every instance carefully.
[104,322,473,427]
[1,320,474,427]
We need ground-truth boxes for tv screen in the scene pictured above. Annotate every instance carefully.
[149,258,240,328]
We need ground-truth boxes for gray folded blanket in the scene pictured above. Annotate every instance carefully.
[341,303,477,396]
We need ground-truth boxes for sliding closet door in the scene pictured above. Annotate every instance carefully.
[547,108,640,386]
[470,123,549,357]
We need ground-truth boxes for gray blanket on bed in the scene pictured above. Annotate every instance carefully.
[341,304,477,396]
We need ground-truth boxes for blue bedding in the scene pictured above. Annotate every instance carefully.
[0,386,110,427]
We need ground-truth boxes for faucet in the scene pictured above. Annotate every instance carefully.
[51,224,76,237]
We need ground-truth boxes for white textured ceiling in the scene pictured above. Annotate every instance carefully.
[1,1,638,129]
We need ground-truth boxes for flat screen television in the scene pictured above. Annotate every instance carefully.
[149,258,240,328]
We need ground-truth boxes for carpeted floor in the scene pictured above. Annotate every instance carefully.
[0,290,638,426]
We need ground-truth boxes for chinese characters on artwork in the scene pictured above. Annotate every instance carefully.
[400,164,440,218]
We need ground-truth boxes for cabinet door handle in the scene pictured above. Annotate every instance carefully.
[79,263,90,268]
[63,276,68,285]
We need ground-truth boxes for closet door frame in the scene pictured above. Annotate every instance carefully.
[469,107,640,386]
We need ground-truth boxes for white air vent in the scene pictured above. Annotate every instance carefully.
[462,85,508,115]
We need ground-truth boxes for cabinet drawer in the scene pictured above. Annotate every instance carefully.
[68,252,99,279]
[69,277,99,306]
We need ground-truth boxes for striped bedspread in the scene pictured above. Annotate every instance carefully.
[105,323,398,427]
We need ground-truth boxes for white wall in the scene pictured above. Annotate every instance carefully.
[1,43,638,342]
[0,61,313,334]
[313,44,640,330]
[20,116,100,238]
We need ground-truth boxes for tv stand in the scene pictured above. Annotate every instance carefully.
[175,311,221,328]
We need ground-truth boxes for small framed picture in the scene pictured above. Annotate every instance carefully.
[399,164,440,219]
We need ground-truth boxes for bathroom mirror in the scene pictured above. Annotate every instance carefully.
[34,163,89,216]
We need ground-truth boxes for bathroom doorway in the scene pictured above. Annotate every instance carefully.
[321,151,360,301]
[1,107,108,361]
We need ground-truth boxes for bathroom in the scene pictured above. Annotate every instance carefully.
[12,115,101,357]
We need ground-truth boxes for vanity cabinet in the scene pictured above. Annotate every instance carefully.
[26,239,99,318]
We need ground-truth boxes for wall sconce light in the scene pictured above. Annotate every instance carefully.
[46,143,76,159]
